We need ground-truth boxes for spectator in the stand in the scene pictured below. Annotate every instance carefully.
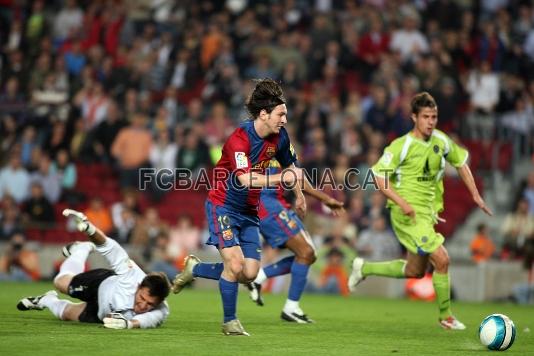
[90,101,127,163]
[356,215,400,261]
[0,153,31,204]
[364,85,391,134]
[0,77,26,120]
[175,128,211,175]
[0,115,19,163]
[50,149,77,202]
[111,113,153,188]
[390,10,429,65]
[470,223,496,263]
[22,182,55,227]
[131,208,169,262]
[43,121,70,158]
[465,60,500,140]
[357,11,390,79]
[149,232,179,281]
[167,214,201,260]
[523,171,534,215]
[501,198,534,259]
[53,0,83,42]
[111,189,140,243]
[19,126,38,167]
[30,154,61,204]
[203,101,233,147]
[84,196,113,235]
[74,81,110,130]
[0,196,22,241]
[0,233,40,281]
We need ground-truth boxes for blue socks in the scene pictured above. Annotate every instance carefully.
[193,263,223,280]
[288,261,309,302]
[264,256,295,278]
[219,277,238,323]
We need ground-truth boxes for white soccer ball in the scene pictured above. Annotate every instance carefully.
[479,314,516,351]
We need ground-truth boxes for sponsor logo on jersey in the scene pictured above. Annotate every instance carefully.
[252,160,271,169]
[235,152,248,169]
[266,146,276,157]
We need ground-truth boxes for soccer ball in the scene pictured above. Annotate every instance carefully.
[479,314,516,351]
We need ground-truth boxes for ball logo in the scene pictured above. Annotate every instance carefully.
[235,152,248,169]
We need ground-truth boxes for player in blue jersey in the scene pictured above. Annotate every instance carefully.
[171,79,304,336]
[247,158,344,323]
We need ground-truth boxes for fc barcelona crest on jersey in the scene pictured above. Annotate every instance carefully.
[222,229,234,240]
[433,145,439,153]
[266,146,276,157]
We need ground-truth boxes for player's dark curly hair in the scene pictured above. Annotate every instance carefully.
[411,91,437,115]
[245,78,286,119]
[140,272,170,303]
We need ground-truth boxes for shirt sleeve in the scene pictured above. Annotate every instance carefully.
[224,129,250,176]
[275,128,298,167]
[371,143,400,178]
[95,237,134,275]
[444,136,469,168]
[132,301,169,329]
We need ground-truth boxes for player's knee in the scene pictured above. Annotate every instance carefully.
[404,267,424,279]
[299,248,316,265]
[53,274,72,294]
[434,255,449,272]
[226,259,245,277]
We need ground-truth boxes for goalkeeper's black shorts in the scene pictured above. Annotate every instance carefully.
[68,268,116,323]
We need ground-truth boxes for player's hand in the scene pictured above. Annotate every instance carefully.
[103,313,133,329]
[62,209,96,235]
[474,195,493,216]
[400,202,416,224]
[324,198,345,217]
[295,195,307,219]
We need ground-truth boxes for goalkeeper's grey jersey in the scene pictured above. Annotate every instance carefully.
[96,238,169,328]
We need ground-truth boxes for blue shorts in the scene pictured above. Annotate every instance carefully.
[260,202,305,248]
[205,200,261,260]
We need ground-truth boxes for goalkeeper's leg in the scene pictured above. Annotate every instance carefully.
[54,242,94,294]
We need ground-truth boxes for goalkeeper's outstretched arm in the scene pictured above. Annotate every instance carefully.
[62,209,107,245]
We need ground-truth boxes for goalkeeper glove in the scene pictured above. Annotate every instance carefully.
[62,209,96,236]
[103,313,133,329]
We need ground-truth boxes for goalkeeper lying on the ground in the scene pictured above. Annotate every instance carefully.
[17,209,170,329]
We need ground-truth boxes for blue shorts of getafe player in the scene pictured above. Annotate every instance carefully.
[259,198,305,248]
[205,200,261,260]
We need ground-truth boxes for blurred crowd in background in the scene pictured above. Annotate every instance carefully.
[0,0,533,295]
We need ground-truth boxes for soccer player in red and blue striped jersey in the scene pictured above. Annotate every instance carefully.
[171,79,304,336]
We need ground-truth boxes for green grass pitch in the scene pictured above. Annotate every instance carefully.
[1,282,532,355]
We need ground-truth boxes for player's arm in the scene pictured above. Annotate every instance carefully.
[374,174,416,222]
[457,164,493,216]
[62,209,133,274]
[237,167,303,188]
[372,144,415,222]
[302,176,345,216]
[287,163,307,218]
[104,301,169,329]
[444,134,493,216]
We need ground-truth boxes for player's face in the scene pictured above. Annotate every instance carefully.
[134,286,159,314]
[412,106,437,140]
[265,104,287,134]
